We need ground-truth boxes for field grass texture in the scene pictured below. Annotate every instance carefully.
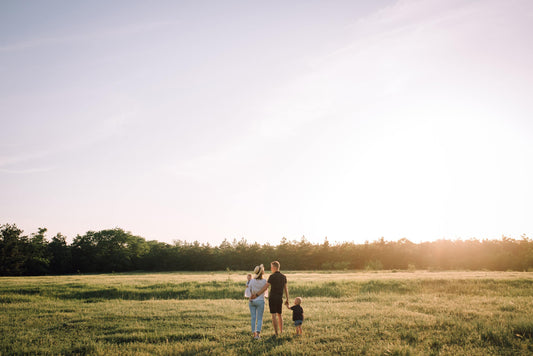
[1,271,532,355]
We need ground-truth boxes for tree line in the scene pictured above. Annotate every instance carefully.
[1,223,532,276]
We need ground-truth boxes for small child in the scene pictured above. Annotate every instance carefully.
[245,274,252,298]
[285,297,304,336]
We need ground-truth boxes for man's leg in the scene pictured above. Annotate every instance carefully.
[271,313,279,335]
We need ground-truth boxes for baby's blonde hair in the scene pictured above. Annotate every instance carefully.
[295,297,302,305]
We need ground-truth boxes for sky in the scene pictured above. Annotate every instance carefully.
[1,0,532,245]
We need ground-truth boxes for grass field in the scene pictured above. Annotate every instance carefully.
[1,271,533,355]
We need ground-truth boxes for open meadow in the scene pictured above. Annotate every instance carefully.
[1,271,533,355]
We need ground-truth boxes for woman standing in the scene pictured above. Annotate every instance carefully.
[246,264,268,339]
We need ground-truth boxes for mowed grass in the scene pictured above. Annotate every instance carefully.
[1,271,533,355]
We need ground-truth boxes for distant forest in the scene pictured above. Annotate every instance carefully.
[1,223,532,276]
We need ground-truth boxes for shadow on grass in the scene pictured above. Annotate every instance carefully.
[248,334,292,353]
[100,332,217,344]
[53,282,243,301]
[4,279,533,302]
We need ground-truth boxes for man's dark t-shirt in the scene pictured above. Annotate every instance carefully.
[267,271,287,299]
[290,305,304,321]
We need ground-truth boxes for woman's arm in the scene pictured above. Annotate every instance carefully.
[250,282,269,299]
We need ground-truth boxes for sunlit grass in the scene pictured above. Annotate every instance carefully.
[1,271,532,355]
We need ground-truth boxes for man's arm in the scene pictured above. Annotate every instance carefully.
[250,282,270,299]
[284,282,289,303]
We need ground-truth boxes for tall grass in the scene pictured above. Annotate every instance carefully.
[1,271,532,355]
[2,277,531,301]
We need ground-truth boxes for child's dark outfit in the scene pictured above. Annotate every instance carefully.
[290,304,304,326]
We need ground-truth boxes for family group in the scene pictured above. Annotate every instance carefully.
[244,261,304,340]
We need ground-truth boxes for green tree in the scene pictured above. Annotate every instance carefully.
[72,228,149,273]
[25,227,51,275]
[0,224,29,275]
[141,240,174,271]
[48,233,72,274]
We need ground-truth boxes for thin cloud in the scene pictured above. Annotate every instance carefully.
[0,20,176,52]
[0,167,54,174]
[316,0,481,67]
[0,151,51,168]
[0,111,134,172]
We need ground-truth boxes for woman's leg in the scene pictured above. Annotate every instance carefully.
[249,301,257,335]
[256,300,264,334]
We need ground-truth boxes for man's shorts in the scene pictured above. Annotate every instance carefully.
[269,297,283,314]
[294,320,303,327]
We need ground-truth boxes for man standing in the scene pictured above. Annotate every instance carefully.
[251,261,288,336]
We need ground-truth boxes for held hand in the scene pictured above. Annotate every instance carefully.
[250,293,256,300]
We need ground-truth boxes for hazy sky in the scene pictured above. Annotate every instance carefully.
[1,0,532,245]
